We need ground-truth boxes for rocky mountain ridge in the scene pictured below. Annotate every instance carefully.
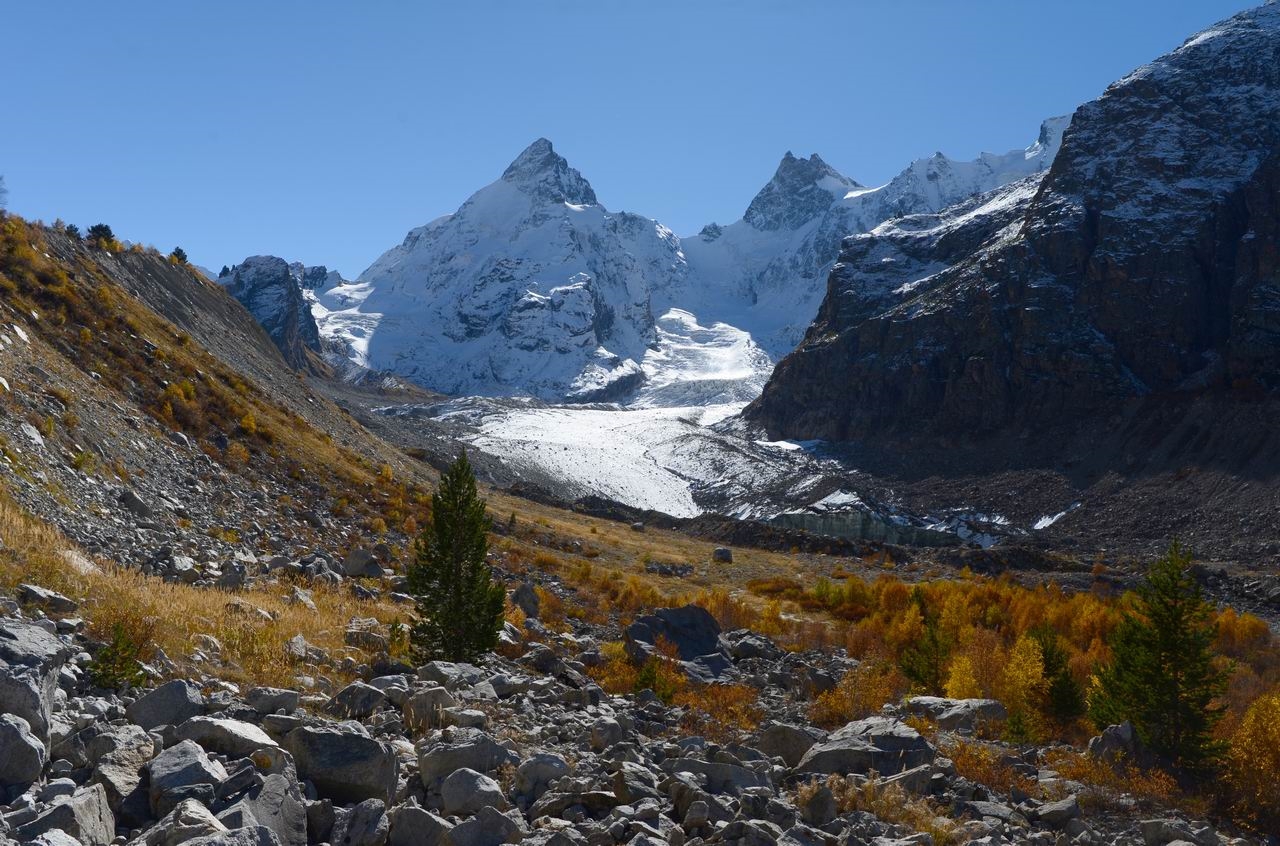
[748,4,1280,444]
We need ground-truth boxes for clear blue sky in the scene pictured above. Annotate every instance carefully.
[0,1,1255,278]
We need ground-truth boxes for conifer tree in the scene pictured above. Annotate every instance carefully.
[1090,541,1229,774]
[407,450,505,663]
[899,588,951,695]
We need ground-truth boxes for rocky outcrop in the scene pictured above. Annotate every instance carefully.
[748,5,1280,444]
[220,257,323,371]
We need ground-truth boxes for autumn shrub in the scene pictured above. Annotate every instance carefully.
[1226,690,1280,832]
[942,738,1035,797]
[810,658,908,727]
[1045,749,1182,812]
[676,683,762,741]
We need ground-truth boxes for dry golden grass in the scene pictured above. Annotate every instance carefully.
[0,488,399,688]
[797,775,960,845]
[941,738,1036,797]
[1042,749,1185,813]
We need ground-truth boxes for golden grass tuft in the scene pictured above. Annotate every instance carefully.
[0,487,398,688]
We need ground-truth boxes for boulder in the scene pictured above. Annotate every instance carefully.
[343,548,383,579]
[795,716,935,776]
[798,785,836,826]
[147,739,229,818]
[127,680,204,731]
[447,805,524,846]
[176,827,281,846]
[403,686,459,731]
[325,681,387,719]
[331,799,388,846]
[712,547,733,563]
[1036,794,1081,829]
[91,732,155,827]
[514,753,570,805]
[755,722,823,768]
[133,798,228,846]
[284,726,397,805]
[0,713,47,789]
[589,717,624,752]
[0,616,75,742]
[511,583,540,618]
[624,605,721,663]
[903,696,1007,732]
[18,583,79,615]
[17,783,115,846]
[176,716,277,758]
[244,687,300,714]
[441,768,509,817]
[216,772,306,846]
[417,728,519,788]
[417,661,486,689]
[387,803,452,846]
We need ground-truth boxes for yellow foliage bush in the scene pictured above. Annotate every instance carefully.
[810,659,907,727]
[676,683,762,742]
[1226,689,1280,831]
[944,655,983,700]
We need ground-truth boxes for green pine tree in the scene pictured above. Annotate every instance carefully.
[899,587,951,695]
[1029,624,1086,727]
[407,450,505,663]
[1090,541,1229,774]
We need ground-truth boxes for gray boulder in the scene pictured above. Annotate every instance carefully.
[514,753,570,805]
[132,797,227,846]
[624,605,721,663]
[441,768,508,817]
[0,616,75,742]
[244,688,300,714]
[325,681,387,720]
[331,799,388,846]
[90,731,155,827]
[176,717,277,758]
[387,803,452,846]
[511,583,540,618]
[127,680,204,731]
[902,696,1006,732]
[18,583,79,615]
[447,805,524,846]
[179,827,282,846]
[217,772,306,846]
[755,722,823,768]
[283,726,397,805]
[795,716,935,776]
[0,713,47,789]
[17,783,115,846]
[417,728,519,789]
[147,739,228,818]
[1036,794,1081,829]
[403,686,458,731]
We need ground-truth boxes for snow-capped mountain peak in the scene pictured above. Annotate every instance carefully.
[500,137,598,205]
[743,152,861,231]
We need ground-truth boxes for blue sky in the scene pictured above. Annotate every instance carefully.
[0,1,1254,277]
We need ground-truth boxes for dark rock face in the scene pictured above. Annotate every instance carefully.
[744,152,861,232]
[748,5,1280,444]
[222,256,323,371]
[501,138,597,206]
